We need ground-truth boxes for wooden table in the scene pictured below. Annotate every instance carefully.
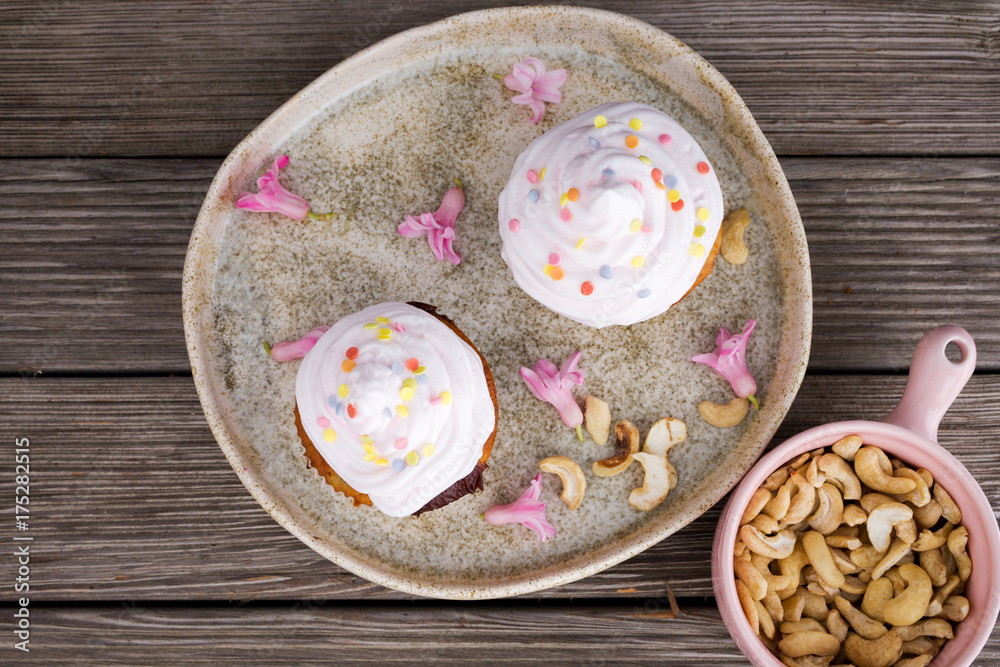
[2,1,998,663]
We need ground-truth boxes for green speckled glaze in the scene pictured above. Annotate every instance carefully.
[183,6,812,599]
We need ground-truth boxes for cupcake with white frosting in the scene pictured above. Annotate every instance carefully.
[498,102,725,328]
[290,302,498,517]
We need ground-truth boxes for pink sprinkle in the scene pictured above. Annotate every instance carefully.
[394,438,408,450]
[658,134,672,145]
[430,397,443,406]
[317,417,330,428]
[394,322,405,332]
[642,225,653,233]
[559,208,572,221]
[548,252,560,265]
[509,218,520,232]
[527,169,538,183]
[633,180,643,193]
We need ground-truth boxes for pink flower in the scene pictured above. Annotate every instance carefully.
[484,474,556,542]
[269,326,330,362]
[691,319,759,409]
[236,155,311,220]
[520,351,584,430]
[398,182,464,265]
[502,57,568,124]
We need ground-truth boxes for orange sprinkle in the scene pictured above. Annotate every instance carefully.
[347,404,357,418]
[346,346,359,360]
[406,358,419,372]
[697,161,710,174]
[567,188,579,202]
[580,281,593,296]
[651,168,662,181]
[625,135,639,149]
[654,180,667,191]
[550,266,565,281]
[341,359,355,372]
[671,199,685,211]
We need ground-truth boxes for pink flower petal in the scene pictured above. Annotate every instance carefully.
[236,155,311,220]
[270,326,330,362]
[692,319,758,401]
[483,474,555,543]
[520,352,585,428]
[397,185,464,265]
[501,57,567,124]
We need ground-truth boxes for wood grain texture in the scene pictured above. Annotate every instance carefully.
[1,157,998,375]
[1,373,996,602]
[1,1,998,158]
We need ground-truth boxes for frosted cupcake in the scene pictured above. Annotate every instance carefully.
[498,102,725,328]
[281,302,498,517]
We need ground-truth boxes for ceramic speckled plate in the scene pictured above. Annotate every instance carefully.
[183,6,811,599]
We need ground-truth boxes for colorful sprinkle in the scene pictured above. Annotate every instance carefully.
[665,175,678,188]
[335,402,345,417]
[440,391,453,405]
[528,189,539,203]
[317,417,329,428]
[576,237,585,250]
[629,118,643,130]
[406,358,419,372]
[384,407,392,419]
[377,327,392,338]
[341,359,355,372]
[361,435,373,445]
[654,180,667,191]
[346,347,359,360]
[392,459,405,471]
[651,168,662,181]
[416,374,428,386]
[338,384,349,398]
[658,133,672,145]
[539,167,546,180]
[642,225,653,233]
[602,168,616,178]
[376,316,389,324]
[550,266,565,281]
[527,169,538,183]
[638,155,651,165]
[405,451,419,466]
[327,395,338,408]
[594,115,607,128]
[391,362,402,375]
[559,192,569,206]
[581,281,594,296]
[567,188,579,202]
[599,265,614,279]
[667,189,681,202]
[632,256,645,268]
[689,243,706,258]
[509,218,520,232]
[671,199,685,212]
[543,264,553,276]
[694,225,706,238]
[697,207,710,221]
[638,289,651,299]
[548,252,561,265]
[397,405,409,418]
[422,444,436,457]
[588,137,599,148]
[625,135,639,149]
[633,180,643,193]
[414,366,426,375]
[630,218,642,233]
[560,208,573,221]
[363,322,377,330]
[403,378,417,389]
[395,438,408,450]
[323,428,337,442]
[347,404,357,418]
[400,386,414,401]
[364,453,377,462]
[697,161,711,174]
[394,322,405,333]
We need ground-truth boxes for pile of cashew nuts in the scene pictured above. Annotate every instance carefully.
[734,435,972,667]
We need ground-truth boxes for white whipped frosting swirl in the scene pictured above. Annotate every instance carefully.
[295,303,496,517]
[499,102,725,328]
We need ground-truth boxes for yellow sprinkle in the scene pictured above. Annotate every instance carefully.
[403,378,417,389]
[414,366,426,374]
[539,167,546,180]
[630,219,642,233]
[376,316,389,324]
[594,115,607,128]
[697,207,710,221]
[638,155,651,165]
[576,238,585,250]
[559,193,568,206]
[363,444,375,455]
[363,323,377,329]
[543,264,553,276]
[338,384,349,398]
[440,391,452,405]
[323,428,336,442]
[397,405,409,418]
[363,453,377,462]
[689,243,706,258]
[375,459,388,466]
[361,435,373,444]
[632,256,645,268]
[423,444,436,457]
[400,386,414,401]
[629,117,643,130]
[694,225,706,238]
[378,327,392,337]
[405,451,419,466]
[667,189,680,202]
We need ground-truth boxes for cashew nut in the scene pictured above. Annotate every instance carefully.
[841,575,869,596]
[872,539,912,580]
[917,548,947,587]
[777,631,841,658]
[804,456,825,489]
[843,504,867,527]
[861,577,894,623]
[832,434,863,461]
[780,618,825,635]
[741,487,772,525]
[925,574,961,617]
[764,480,793,521]
[592,419,639,477]
[800,589,829,621]
[829,546,860,574]
[946,525,971,581]
[818,453,862,500]
[860,493,897,514]
[890,468,930,507]
[892,618,953,641]
[783,472,819,525]
[750,514,780,535]
[934,484,962,524]
[583,395,611,445]
[762,589,785,624]
[756,597,776,638]
[935,595,969,622]
[882,563,933,626]
[834,595,888,639]
[764,467,791,492]
[642,417,686,457]
[845,630,903,667]
[808,483,844,535]
[827,608,849,643]
[851,545,885,569]
[866,502,914,552]
[779,656,833,667]
[911,499,942,530]
[741,525,797,559]
[720,208,751,265]
[736,578,759,634]
[899,636,941,658]
[802,530,846,589]
[539,456,586,511]
[911,521,953,552]
[782,593,806,622]
[698,396,749,428]
[894,656,933,667]
[855,447,917,495]
[628,452,671,511]
[896,519,918,544]
[828,534,863,551]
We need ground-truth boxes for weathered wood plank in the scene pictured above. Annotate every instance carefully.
[2,157,998,374]
[1,1,998,157]
[1,373,996,602]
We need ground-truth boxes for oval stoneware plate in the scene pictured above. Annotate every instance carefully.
[183,6,812,599]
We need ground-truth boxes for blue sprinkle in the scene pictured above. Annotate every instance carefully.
[384,407,393,419]
[335,402,345,417]
[599,265,614,279]
[665,175,679,188]
[638,289,651,299]
[416,373,428,386]
[327,395,338,408]
[391,362,402,375]
[602,168,616,178]
[528,189,540,203]
[589,137,599,148]
[392,459,405,472]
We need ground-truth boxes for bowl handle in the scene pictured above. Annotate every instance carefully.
[883,325,977,442]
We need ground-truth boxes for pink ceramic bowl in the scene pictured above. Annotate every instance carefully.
[712,325,1000,666]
